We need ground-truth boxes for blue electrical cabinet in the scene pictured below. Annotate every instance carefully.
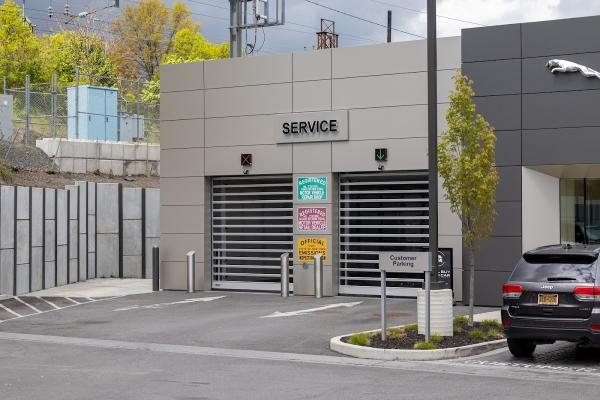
[67,85,119,141]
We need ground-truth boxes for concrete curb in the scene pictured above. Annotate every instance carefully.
[330,335,507,361]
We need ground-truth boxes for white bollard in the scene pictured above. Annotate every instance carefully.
[417,289,453,336]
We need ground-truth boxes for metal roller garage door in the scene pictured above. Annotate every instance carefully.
[339,172,429,296]
[212,175,293,292]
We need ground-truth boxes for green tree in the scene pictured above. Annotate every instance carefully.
[0,0,42,87]
[111,0,197,80]
[40,29,115,86]
[164,27,229,63]
[438,72,499,326]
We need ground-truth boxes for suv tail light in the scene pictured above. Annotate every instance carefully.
[573,286,600,301]
[502,284,523,299]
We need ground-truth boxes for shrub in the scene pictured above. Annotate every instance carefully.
[387,327,405,340]
[453,315,469,324]
[480,319,501,329]
[486,329,504,340]
[404,323,418,332]
[430,334,443,344]
[415,341,438,350]
[0,159,13,184]
[468,329,487,340]
[453,325,463,335]
[347,332,371,346]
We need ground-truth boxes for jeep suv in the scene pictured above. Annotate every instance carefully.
[502,244,600,357]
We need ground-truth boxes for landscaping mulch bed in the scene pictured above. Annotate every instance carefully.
[342,317,505,350]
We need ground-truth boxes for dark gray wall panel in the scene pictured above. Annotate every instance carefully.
[462,24,521,62]
[523,90,600,130]
[463,270,512,306]
[523,54,600,94]
[492,202,522,237]
[522,16,600,58]
[496,131,521,166]
[474,95,521,131]
[523,127,600,166]
[496,166,522,202]
[473,236,522,271]
[463,59,521,96]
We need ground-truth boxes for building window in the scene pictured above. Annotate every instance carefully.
[560,179,600,244]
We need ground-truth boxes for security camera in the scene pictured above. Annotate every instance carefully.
[243,168,249,175]
[377,164,384,171]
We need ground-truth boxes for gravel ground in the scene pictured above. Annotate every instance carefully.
[0,140,159,188]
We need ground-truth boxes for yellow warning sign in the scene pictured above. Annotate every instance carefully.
[297,237,328,262]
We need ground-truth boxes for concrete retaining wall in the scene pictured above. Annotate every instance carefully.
[36,138,160,177]
[0,183,160,296]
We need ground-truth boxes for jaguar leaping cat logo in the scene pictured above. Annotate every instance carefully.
[546,59,600,79]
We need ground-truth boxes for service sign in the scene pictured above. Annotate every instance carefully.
[274,111,349,144]
[297,176,327,201]
[378,252,431,274]
[297,237,328,262]
[298,207,328,231]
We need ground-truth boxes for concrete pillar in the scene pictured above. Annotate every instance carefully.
[96,184,119,278]
[15,186,30,294]
[56,189,68,286]
[30,188,44,292]
[0,186,15,295]
[87,183,96,279]
[122,188,143,277]
[292,174,337,296]
[44,188,57,289]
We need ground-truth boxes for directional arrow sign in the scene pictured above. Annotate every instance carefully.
[375,148,387,162]
[260,301,363,318]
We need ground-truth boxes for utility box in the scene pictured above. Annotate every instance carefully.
[119,113,144,142]
[0,94,13,140]
[67,85,118,141]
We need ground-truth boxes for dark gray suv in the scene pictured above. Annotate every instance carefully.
[502,244,600,357]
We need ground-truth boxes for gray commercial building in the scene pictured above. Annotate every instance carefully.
[160,15,600,306]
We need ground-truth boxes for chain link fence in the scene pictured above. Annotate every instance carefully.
[4,71,160,145]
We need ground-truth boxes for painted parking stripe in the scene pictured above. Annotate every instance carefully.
[0,303,22,318]
[260,301,363,318]
[36,297,61,310]
[64,297,80,305]
[14,297,42,314]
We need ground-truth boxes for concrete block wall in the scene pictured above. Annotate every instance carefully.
[0,183,160,296]
[36,138,160,177]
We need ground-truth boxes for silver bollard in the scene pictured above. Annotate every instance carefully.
[187,251,195,293]
[280,253,290,298]
[314,253,323,299]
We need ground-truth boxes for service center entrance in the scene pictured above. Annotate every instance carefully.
[211,175,293,292]
[339,172,430,296]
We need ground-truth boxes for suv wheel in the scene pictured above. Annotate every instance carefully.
[507,338,536,357]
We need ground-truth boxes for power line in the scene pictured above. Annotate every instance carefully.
[303,0,424,38]
[369,0,486,27]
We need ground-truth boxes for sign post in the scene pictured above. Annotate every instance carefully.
[380,269,387,341]
[378,251,431,342]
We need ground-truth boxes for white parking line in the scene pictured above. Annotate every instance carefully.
[36,297,60,310]
[0,303,22,318]
[14,297,42,314]
[64,297,80,305]
[261,301,363,318]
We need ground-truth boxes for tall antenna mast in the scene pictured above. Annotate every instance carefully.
[316,18,338,49]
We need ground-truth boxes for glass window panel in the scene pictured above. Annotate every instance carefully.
[560,179,584,244]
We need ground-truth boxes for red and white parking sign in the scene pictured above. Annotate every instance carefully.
[297,207,327,231]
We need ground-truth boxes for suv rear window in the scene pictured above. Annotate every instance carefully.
[511,254,598,283]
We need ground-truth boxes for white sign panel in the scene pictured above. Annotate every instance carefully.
[378,252,431,274]
[274,111,349,143]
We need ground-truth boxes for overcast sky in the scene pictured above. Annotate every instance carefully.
[23,0,600,54]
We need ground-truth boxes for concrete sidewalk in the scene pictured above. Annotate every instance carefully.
[27,278,153,298]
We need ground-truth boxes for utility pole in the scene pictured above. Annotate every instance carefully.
[387,10,392,43]
[228,0,286,58]
[427,0,439,286]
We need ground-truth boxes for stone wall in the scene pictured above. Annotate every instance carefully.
[36,138,160,177]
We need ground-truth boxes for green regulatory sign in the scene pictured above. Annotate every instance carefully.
[297,176,327,201]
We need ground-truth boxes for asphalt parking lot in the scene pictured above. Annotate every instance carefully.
[1,290,600,399]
